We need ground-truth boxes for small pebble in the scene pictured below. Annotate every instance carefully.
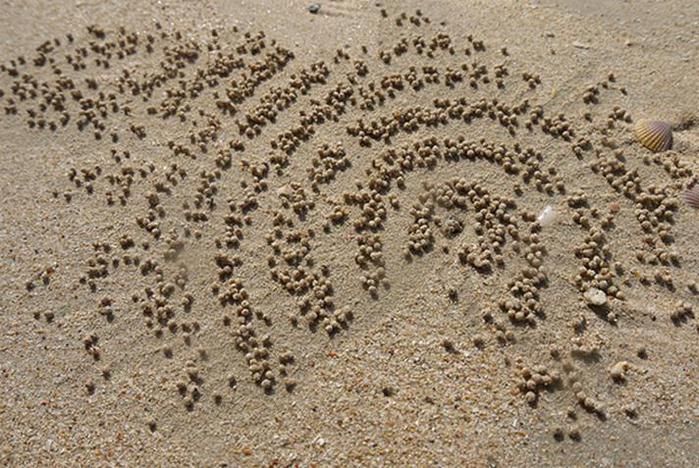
[584,288,607,306]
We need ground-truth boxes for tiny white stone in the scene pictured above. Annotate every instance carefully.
[609,361,629,380]
[584,287,607,306]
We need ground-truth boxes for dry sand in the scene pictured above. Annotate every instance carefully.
[1,0,699,466]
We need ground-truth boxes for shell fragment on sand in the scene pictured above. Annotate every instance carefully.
[683,185,699,209]
[536,205,556,227]
[633,119,673,152]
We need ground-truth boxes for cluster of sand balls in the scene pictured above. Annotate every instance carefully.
[517,364,562,404]
[211,258,291,393]
[307,142,351,186]
[354,234,387,298]
[406,200,436,255]
[270,82,353,161]
[456,184,517,270]
[591,149,680,261]
[339,116,571,315]
[77,242,122,292]
[264,207,343,333]
[235,61,329,138]
[6,25,161,139]
[496,231,548,326]
[323,203,349,230]
[343,186,388,231]
[566,192,624,319]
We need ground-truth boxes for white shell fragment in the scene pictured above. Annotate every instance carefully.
[536,205,556,227]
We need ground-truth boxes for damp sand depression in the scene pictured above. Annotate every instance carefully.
[1,1,699,466]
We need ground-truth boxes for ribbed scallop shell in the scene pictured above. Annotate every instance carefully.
[683,186,699,209]
[634,120,673,152]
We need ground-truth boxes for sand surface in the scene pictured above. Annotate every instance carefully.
[1,1,699,466]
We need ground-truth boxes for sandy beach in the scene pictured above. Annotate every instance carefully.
[1,1,698,466]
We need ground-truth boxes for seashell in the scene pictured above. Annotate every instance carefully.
[683,185,699,209]
[634,119,672,152]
